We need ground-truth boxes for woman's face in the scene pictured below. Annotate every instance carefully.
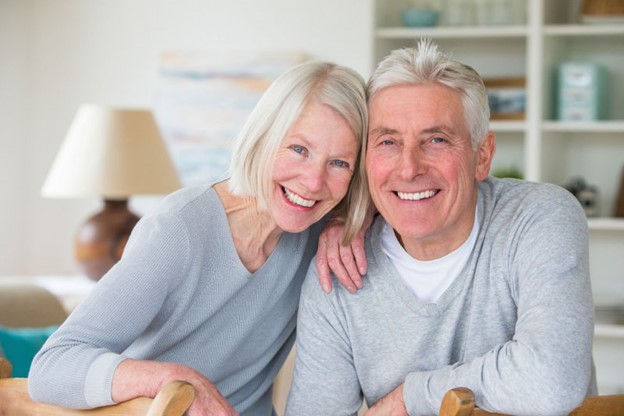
[270,100,358,233]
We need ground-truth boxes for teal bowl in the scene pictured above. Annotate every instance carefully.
[401,9,440,27]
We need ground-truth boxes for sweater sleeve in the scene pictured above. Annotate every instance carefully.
[403,187,594,416]
[28,211,191,408]
[285,260,364,416]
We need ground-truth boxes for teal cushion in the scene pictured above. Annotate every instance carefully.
[0,325,57,377]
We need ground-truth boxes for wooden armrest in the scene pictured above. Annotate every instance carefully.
[439,386,624,416]
[569,394,624,415]
[0,377,195,416]
[148,380,196,416]
[439,387,476,416]
[439,388,509,416]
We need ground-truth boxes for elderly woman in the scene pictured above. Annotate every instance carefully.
[29,61,368,416]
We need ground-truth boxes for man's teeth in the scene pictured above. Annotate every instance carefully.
[284,188,315,207]
[397,190,436,201]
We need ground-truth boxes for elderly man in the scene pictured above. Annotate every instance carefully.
[287,39,596,416]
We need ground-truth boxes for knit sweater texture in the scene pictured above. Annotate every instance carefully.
[286,178,596,416]
[29,184,322,416]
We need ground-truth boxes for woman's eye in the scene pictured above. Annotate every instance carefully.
[291,145,307,155]
[331,160,350,169]
[380,138,394,146]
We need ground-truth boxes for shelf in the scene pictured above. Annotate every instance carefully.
[375,26,529,39]
[595,304,624,338]
[542,121,624,133]
[489,120,527,133]
[588,218,624,232]
[595,323,624,339]
[544,24,624,37]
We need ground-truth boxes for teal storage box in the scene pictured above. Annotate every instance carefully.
[557,62,607,121]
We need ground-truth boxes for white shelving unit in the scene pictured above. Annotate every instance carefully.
[374,0,624,394]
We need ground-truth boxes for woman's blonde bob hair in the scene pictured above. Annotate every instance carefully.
[228,61,368,243]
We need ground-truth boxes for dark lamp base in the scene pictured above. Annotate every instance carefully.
[75,199,140,281]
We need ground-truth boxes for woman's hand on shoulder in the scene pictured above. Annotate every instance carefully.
[316,217,369,294]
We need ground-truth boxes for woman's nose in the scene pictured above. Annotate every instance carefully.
[301,160,326,193]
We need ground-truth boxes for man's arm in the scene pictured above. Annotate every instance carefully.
[286,262,364,416]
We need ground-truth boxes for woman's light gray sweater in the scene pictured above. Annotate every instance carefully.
[287,178,596,416]
[29,185,322,416]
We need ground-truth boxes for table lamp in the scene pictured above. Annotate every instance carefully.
[41,104,181,281]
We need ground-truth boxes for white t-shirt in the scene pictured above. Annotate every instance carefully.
[380,215,479,303]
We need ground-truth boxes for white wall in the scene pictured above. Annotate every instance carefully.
[0,0,374,276]
[0,0,31,274]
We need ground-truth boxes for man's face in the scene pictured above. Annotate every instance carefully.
[366,83,495,260]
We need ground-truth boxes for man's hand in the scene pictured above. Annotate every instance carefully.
[316,218,368,293]
[365,384,408,416]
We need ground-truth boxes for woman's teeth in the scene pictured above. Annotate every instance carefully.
[284,187,315,207]
[397,190,437,201]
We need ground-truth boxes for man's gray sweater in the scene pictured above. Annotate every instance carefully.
[287,178,596,416]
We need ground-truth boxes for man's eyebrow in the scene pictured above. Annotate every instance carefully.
[370,125,458,137]
[423,125,452,134]
[369,127,398,136]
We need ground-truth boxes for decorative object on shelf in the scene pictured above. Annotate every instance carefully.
[580,0,624,24]
[401,8,439,27]
[557,62,607,121]
[615,166,624,217]
[483,77,526,120]
[475,0,513,26]
[565,177,600,217]
[41,105,182,281]
[441,0,475,26]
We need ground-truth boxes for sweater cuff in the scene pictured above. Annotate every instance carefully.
[403,371,437,416]
[84,353,127,408]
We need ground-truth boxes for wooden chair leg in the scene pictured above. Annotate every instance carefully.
[0,357,12,379]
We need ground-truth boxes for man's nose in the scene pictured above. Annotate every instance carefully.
[398,147,426,179]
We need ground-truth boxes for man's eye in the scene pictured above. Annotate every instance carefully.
[431,136,445,144]
[331,160,350,169]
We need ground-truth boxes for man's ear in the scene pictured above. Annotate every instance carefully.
[475,131,496,181]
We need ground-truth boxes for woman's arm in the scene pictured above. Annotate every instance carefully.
[112,359,238,416]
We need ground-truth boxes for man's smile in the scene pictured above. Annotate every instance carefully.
[395,189,438,201]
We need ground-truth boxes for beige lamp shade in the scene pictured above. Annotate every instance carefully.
[42,104,182,281]
[42,104,181,198]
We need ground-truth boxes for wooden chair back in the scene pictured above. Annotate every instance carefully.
[0,357,195,416]
[439,387,624,416]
